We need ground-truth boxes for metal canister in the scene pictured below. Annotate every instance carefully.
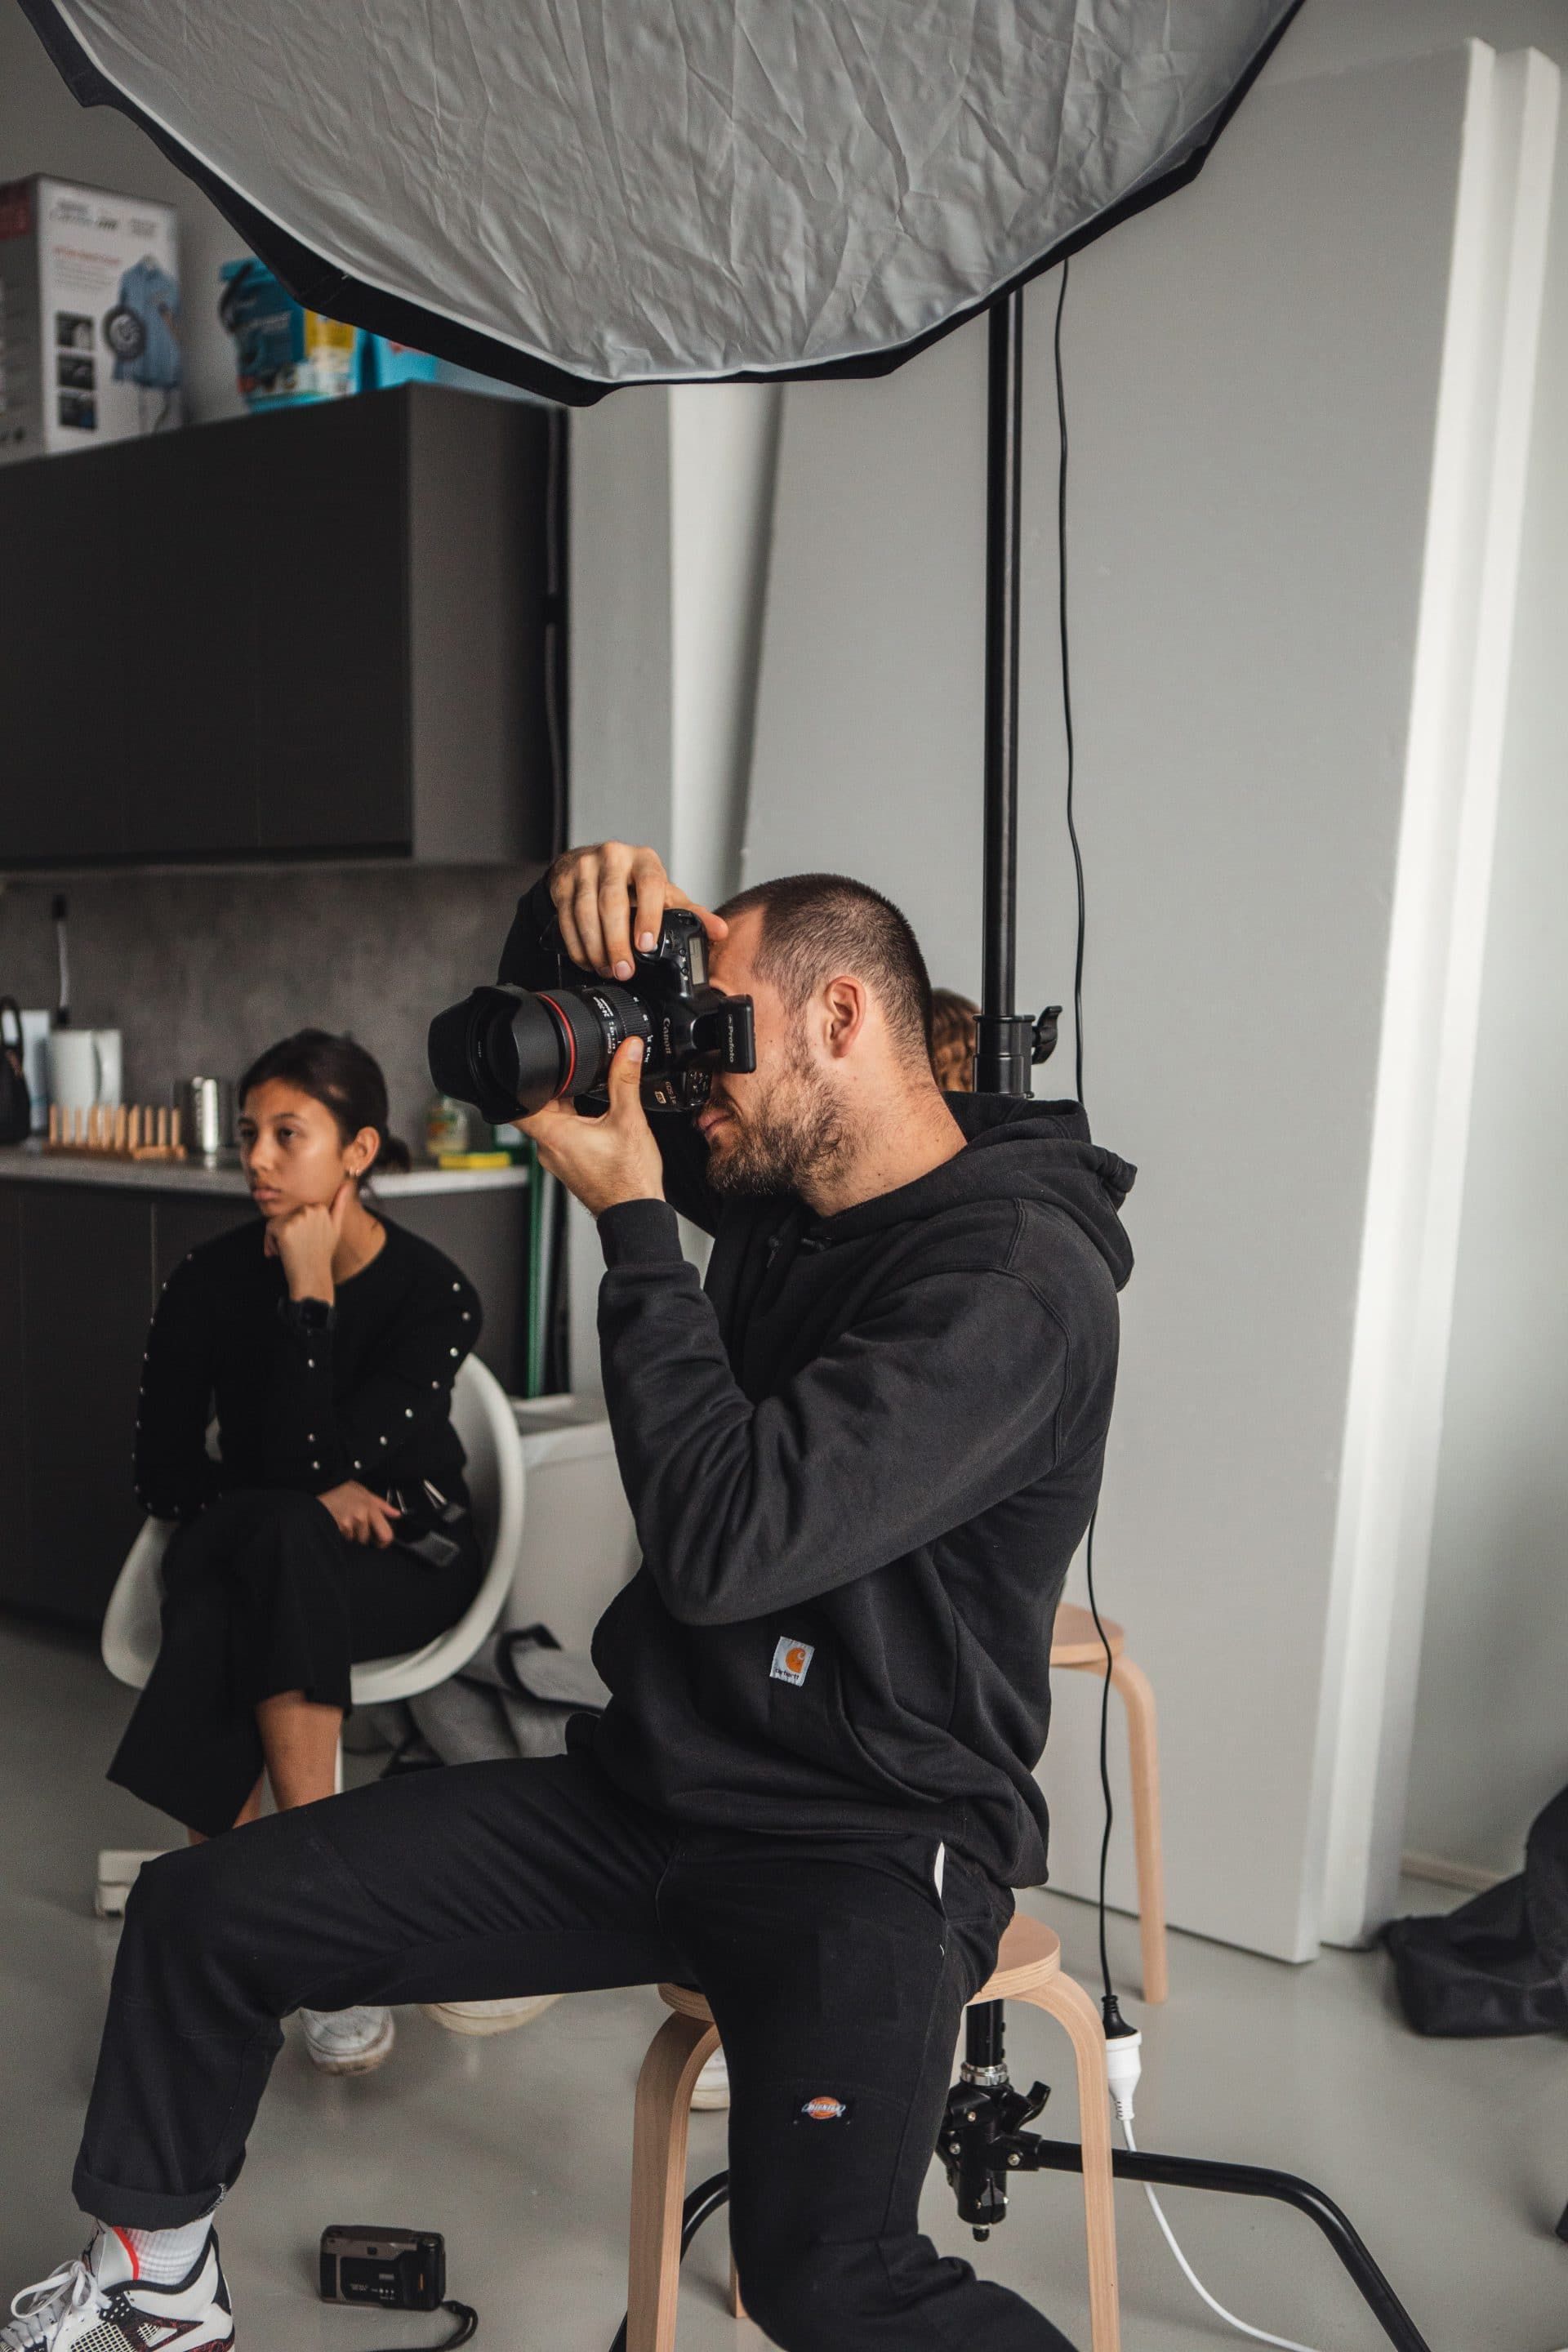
[184,1076,231,1161]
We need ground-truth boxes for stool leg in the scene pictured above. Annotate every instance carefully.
[1111,1655,1168,2004]
[1027,1972,1120,2352]
[629,2012,719,2352]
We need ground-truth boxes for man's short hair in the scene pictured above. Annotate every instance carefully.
[716,873,933,1062]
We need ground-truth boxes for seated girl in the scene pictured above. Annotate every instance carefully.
[107,1030,483,2078]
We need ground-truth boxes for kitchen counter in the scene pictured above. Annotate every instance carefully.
[0,1143,528,1198]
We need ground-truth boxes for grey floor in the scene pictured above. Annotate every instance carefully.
[2,1616,1564,2352]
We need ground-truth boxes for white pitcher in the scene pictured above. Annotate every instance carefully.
[47,1027,122,1115]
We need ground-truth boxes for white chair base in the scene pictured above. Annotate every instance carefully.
[94,1847,171,1918]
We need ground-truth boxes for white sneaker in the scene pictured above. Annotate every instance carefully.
[692,2047,730,2111]
[2,2226,232,2352]
[419,1993,560,2038]
[300,2003,395,2074]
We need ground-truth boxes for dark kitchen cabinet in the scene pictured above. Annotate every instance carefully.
[122,425,259,858]
[251,397,409,854]
[7,1187,153,1624]
[1,449,133,860]
[0,1174,528,1633]
[0,386,560,868]
[0,1189,24,1586]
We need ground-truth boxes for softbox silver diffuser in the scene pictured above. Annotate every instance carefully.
[20,0,1299,401]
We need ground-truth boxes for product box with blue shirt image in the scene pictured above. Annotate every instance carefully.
[0,176,181,466]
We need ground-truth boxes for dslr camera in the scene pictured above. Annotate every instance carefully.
[428,908,755,1123]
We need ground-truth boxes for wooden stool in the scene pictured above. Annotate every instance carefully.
[627,1912,1120,2352]
[1051,1603,1168,2004]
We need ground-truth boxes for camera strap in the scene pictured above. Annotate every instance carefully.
[358,2301,477,2352]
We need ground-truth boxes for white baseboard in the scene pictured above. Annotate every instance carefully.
[1401,1847,1508,1894]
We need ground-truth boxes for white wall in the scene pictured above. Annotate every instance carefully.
[745,38,1552,1959]
[564,385,780,1377]
[1407,341,1568,1876]
[670,385,782,917]
[1270,2,1568,1890]
[1396,16,1568,1885]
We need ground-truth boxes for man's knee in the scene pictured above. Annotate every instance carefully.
[123,1844,214,1948]
[119,1839,291,2035]
[123,1837,274,1974]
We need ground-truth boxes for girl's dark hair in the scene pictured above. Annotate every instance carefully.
[236,1029,412,1176]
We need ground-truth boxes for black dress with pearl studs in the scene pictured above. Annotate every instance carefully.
[107,1215,484,1835]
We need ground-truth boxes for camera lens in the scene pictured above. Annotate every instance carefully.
[510,988,606,1111]
[428,982,637,1120]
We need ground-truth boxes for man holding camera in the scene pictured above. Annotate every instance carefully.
[8,844,1132,2352]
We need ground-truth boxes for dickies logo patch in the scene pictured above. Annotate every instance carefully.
[796,2093,852,2123]
[770,1636,815,1686]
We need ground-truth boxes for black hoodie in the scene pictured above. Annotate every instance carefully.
[499,882,1135,1886]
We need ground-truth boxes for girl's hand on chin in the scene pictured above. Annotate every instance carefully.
[268,1178,354,1299]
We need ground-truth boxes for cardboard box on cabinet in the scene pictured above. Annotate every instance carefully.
[0,176,181,465]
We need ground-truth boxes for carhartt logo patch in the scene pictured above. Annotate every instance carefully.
[770,1636,814,1686]
[796,2093,852,2123]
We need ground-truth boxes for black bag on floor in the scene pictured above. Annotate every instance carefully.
[1383,1782,1568,2036]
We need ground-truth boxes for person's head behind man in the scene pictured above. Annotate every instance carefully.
[702,872,942,1198]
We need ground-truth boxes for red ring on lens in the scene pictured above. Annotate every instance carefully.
[534,994,577,1098]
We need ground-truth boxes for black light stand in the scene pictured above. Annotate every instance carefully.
[975,287,1036,1099]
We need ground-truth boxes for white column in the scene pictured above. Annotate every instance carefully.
[670,382,783,912]
[564,382,781,1384]
[1311,45,1560,1946]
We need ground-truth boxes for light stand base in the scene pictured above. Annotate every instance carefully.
[624,2141,1435,2352]
[936,2002,1432,2352]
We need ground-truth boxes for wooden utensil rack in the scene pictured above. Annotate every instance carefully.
[46,1103,187,1161]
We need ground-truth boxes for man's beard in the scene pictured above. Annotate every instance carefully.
[705,1031,847,1197]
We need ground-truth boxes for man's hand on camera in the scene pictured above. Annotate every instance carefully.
[521,1037,666,1218]
[318,1481,401,1548]
[549,840,727,978]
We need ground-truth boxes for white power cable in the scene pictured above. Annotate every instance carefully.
[1104,2029,1330,2352]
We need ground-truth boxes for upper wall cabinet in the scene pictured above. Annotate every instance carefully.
[0,386,562,866]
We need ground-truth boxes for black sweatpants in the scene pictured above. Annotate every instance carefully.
[77,1751,1076,2351]
[106,1489,482,1837]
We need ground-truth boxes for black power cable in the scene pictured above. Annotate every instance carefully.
[1052,255,1122,2029]
[1055,259,1085,1116]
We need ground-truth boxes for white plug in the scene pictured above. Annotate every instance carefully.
[1102,2022,1143,2125]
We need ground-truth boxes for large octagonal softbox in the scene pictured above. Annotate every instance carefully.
[20,0,1299,404]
